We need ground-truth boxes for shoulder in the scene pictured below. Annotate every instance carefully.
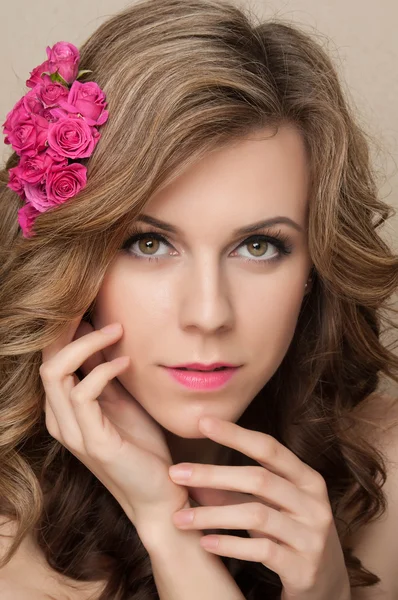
[0,515,17,559]
[0,515,107,600]
[0,581,51,600]
[347,393,398,599]
[0,517,57,600]
[0,518,32,599]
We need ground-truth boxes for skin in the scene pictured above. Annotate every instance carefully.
[91,123,313,467]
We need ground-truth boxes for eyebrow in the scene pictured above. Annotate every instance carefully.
[135,214,303,236]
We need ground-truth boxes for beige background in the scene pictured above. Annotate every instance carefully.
[1,0,397,391]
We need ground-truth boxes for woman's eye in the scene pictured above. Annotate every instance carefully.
[122,231,292,264]
[123,232,170,262]
[234,237,287,262]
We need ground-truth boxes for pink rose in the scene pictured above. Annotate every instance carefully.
[46,42,80,84]
[57,80,109,126]
[41,107,59,123]
[26,60,51,89]
[7,167,26,198]
[24,88,46,116]
[6,117,37,156]
[46,147,70,164]
[2,97,30,141]
[18,202,41,238]
[45,162,87,205]
[18,152,65,184]
[47,115,100,159]
[35,74,69,108]
[24,179,49,212]
[3,91,53,150]
[7,113,49,156]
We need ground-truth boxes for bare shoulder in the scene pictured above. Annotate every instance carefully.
[0,515,105,600]
[0,579,51,600]
[0,518,42,599]
[347,393,398,599]
[0,517,53,599]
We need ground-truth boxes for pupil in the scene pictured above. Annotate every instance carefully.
[251,240,266,256]
[139,237,158,254]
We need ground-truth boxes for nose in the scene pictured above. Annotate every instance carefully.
[178,255,234,334]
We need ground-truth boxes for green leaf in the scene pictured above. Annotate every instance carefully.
[49,71,69,87]
[76,69,93,80]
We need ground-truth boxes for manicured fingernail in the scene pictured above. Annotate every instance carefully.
[201,535,219,549]
[199,417,219,433]
[169,464,193,480]
[113,356,130,367]
[173,509,194,525]
[102,323,121,334]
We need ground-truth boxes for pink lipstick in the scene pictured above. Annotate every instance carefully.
[163,366,240,390]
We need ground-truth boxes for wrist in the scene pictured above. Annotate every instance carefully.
[137,512,202,556]
[134,496,192,550]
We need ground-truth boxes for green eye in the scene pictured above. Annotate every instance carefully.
[122,229,293,265]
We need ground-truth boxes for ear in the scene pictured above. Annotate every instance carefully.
[304,282,312,296]
[304,268,315,295]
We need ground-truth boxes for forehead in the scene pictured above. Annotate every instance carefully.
[144,124,310,229]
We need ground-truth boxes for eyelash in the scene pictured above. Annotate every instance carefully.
[121,226,293,265]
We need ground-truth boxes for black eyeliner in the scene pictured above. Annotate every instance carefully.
[121,225,293,263]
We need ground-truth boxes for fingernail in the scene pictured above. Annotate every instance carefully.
[201,535,219,549]
[169,465,193,480]
[113,356,130,367]
[173,509,194,525]
[102,323,122,334]
[199,417,218,433]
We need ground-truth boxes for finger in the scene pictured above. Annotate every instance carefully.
[69,355,130,457]
[170,464,306,516]
[41,316,85,439]
[187,488,286,540]
[42,315,84,363]
[41,323,124,382]
[72,321,133,411]
[41,325,121,449]
[198,418,326,499]
[73,321,107,375]
[198,532,304,585]
[43,369,84,446]
[44,396,61,439]
[173,502,308,550]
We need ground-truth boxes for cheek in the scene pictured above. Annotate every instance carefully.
[243,277,305,364]
[91,266,168,362]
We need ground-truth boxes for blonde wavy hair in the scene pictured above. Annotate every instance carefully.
[0,0,397,598]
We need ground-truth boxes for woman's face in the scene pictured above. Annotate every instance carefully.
[92,124,312,439]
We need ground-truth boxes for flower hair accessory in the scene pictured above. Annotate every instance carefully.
[2,41,109,238]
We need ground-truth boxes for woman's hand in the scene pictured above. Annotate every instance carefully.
[168,417,351,600]
[40,316,189,528]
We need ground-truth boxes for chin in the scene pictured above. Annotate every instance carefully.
[155,409,219,437]
[161,420,209,439]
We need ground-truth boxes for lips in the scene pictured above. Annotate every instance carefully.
[169,362,240,371]
[176,366,228,372]
[164,366,239,390]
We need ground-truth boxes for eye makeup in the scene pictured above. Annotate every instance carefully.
[121,224,294,265]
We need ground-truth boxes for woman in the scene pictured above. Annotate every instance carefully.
[0,0,397,598]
